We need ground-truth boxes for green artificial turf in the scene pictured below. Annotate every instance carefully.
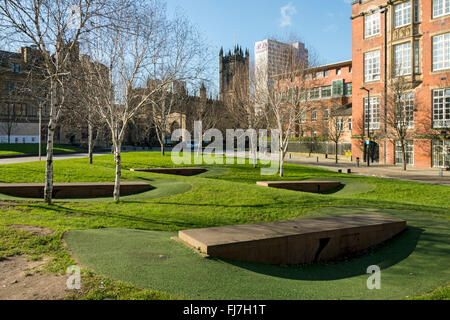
[0,144,86,156]
[64,206,450,300]
[0,151,449,300]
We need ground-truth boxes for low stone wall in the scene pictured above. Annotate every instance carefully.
[0,182,152,199]
[178,214,407,265]
[256,181,342,193]
[130,167,207,176]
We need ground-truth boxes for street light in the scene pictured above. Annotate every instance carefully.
[360,87,372,167]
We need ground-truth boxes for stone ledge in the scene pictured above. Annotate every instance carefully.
[178,214,407,265]
[256,181,342,193]
[0,182,152,199]
[130,167,207,176]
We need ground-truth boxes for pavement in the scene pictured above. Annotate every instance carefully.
[285,153,450,186]
[0,152,110,165]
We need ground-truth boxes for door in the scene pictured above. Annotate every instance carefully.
[433,140,450,168]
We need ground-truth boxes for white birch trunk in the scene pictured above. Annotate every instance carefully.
[44,81,56,204]
[88,121,93,164]
[113,142,122,202]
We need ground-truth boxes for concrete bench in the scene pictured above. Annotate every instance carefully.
[177,214,407,265]
[130,167,207,176]
[256,181,342,193]
[0,182,152,199]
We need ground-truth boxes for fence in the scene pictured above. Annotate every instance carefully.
[287,141,352,156]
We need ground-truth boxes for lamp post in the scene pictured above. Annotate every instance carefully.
[360,87,372,167]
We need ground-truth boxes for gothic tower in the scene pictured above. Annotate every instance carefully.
[219,45,249,104]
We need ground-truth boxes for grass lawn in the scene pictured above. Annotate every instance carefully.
[0,151,448,300]
[0,143,86,156]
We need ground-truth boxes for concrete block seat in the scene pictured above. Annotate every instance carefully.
[0,182,152,199]
[178,214,407,265]
[256,181,342,193]
[130,167,207,176]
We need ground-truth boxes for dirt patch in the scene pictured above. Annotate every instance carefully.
[0,201,19,206]
[9,225,55,237]
[0,255,70,300]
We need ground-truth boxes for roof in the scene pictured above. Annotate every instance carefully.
[273,59,352,80]
[331,103,352,117]
[0,50,23,59]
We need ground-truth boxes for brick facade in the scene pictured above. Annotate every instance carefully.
[351,0,450,168]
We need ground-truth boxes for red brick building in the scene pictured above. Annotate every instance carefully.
[351,0,450,168]
[277,60,354,143]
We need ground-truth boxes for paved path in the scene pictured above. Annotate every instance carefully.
[285,154,450,186]
[0,152,111,165]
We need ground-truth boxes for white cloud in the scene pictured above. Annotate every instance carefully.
[280,3,297,27]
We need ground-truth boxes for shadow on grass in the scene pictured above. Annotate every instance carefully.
[30,204,200,230]
[220,227,424,281]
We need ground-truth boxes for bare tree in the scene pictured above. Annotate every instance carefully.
[146,80,187,156]
[327,110,346,164]
[224,62,263,168]
[62,55,108,164]
[84,1,208,201]
[0,0,108,204]
[383,76,416,171]
[0,81,25,143]
[256,37,315,177]
[186,84,222,157]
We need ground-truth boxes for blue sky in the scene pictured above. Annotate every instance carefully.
[165,0,353,66]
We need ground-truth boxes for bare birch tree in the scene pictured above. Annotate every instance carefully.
[255,38,314,177]
[327,110,346,164]
[383,76,416,171]
[224,62,263,168]
[84,1,209,201]
[0,0,108,204]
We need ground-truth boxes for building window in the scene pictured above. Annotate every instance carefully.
[364,97,381,130]
[337,118,345,131]
[344,82,353,96]
[324,70,329,77]
[309,87,320,100]
[11,63,20,73]
[321,86,332,98]
[323,108,329,121]
[394,1,411,28]
[348,118,353,131]
[414,41,420,74]
[432,140,450,167]
[3,82,14,93]
[311,108,317,122]
[395,141,414,165]
[301,109,306,123]
[433,0,450,18]
[394,42,412,76]
[433,89,450,128]
[336,68,341,75]
[332,79,344,97]
[349,66,352,73]
[364,12,380,38]
[414,0,420,23]
[400,93,415,129]
[364,50,380,82]
[433,33,450,71]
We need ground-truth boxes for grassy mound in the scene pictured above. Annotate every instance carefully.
[64,206,450,300]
